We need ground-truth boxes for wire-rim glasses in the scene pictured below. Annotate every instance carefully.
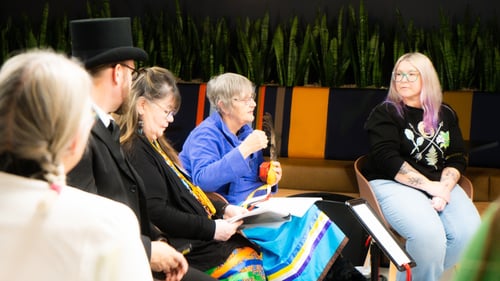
[117,63,142,80]
[149,100,176,119]
[233,93,256,105]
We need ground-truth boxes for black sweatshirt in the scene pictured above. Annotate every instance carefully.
[362,102,467,182]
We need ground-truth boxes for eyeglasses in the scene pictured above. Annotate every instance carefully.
[233,93,256,105]
[117,63,140,80]
[149,100,176,119]
[393,71,420,82]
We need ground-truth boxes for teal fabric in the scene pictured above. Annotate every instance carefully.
[241,205,347,280]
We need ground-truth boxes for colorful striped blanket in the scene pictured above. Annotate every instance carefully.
[242,204,347,281]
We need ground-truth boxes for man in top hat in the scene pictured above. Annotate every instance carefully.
[67,17,215,281]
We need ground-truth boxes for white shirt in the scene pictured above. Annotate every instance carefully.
[92,103,113,128]
[0,172,153,281]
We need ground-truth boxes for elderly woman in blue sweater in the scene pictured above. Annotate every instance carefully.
[179,73,282,205]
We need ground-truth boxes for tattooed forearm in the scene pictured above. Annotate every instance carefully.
[440,167,460,189]
[399,163,410,175]
[441,169,459,182]
[396,162,428,189]
[399,162,420,176]
[408,176,424,186]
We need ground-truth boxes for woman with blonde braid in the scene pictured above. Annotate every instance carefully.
[0,49,152,281]
[118,66,266,281]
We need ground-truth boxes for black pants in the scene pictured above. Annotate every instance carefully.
[323,255,367,281]
[154,266,217,281]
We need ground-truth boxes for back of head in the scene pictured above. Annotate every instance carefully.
[0,49,93,184]
[131,66,180,105]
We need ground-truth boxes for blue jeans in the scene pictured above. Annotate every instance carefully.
[370,180,481,281]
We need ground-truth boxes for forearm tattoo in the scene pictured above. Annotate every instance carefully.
[408,176,424,186]
[399,162,424,187]
[441,168,459,188]
[442,169,459,181]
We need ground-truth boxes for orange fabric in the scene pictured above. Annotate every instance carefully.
[255,86,266,130]
[196,83,207,125]
[443,91,473,140]
[209,247,256,278]
[287,87,329,158]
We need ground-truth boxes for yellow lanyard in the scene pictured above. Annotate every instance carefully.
[151,140,216,217]
[241,184,272,210]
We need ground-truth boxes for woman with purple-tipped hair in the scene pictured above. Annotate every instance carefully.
[361,52,481,281]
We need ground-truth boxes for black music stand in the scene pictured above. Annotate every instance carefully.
[346,198,416,280]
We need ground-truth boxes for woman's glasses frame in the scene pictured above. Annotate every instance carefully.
[148,100,176,119]
[233,93,257,105]
[392,71,420,82]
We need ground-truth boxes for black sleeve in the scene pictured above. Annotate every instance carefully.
[141,234,152,259]
[365,103,405,179]
[127,142,216,241]
[66,139,97,193]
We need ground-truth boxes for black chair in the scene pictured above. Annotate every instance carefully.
[289,192,369,266]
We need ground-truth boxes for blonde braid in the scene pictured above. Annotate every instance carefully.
[39,154,65,192]
[34,153,64,215]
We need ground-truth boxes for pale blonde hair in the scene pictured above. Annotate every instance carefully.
[0,49,93,185]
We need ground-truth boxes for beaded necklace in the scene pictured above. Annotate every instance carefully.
[151,139,216,217]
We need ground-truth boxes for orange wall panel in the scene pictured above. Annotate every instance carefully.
[287,87,329,158]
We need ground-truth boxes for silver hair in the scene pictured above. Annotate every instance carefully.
[206,72,255,112]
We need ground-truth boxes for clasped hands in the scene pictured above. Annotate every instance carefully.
[425,181,452,212]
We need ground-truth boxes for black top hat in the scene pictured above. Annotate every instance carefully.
[70,17,148,69]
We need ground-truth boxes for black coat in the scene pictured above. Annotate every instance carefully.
[124,135,256,271]
[67,119,160,257]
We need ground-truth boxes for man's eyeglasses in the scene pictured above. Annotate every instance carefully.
[117,63,140,80]
[233,93,256,105]
[393,71,420,82]
[149,100,176,119]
